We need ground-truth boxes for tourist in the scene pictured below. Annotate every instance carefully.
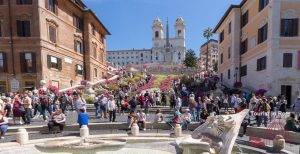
[170,94,176,109]
[40,90,51,121]
[284,113,298,132]
[13,94,24,125]
[268,97,275,122]
[175,95,182,111]
[279,95,287,114]
[200,108,209,123]
[161,92,167,106]
[222,95,229,111]
[249,94,258,111]
[137,110,146,130]
[155,91,160,106]
[182,109,192,130]
[107,95,117,122]
[292,96,300,119]
[47,109,66,133]
[94,94,101,118]
[129,96,138,112]
[166,110,181,130]
[240,113,251,137]
[188,96,196,121]
[144,96,151,115]
[23,93,32,125]
[99,94,108,118]
[73,92,86,114]
[0,111,8,139]
[77,109,89,128]
[154,109,163,123]
[196,96,203,122]
[258,99,270,127]
[79,92,87,112]
[127,110,137,128]
[33,96,42,119]
[3,97,12,117]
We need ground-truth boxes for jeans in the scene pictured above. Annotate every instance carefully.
[258,115,268,127]
[41,104,52,120]
[196,107,201,122]
[0,125,8,137]
[182,120,191,130]
[24,108,31,124]
[190,108,196,122]
[48,120,65,131]
[34,104,42,116]
[109,110,116,122]
[223,103,229,111]
[95,106,100,117]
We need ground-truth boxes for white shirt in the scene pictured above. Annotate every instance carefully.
[107,99,116,111]
[137,112,146,122]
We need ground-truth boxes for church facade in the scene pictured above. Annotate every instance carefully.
[107,17,186,67]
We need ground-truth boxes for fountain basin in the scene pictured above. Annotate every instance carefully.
[35,138,126,154]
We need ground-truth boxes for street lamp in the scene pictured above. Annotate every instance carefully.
[234,67,238,82]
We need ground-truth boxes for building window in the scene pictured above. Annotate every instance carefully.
[220,53,223,64]
[259,0,269,11]
[100,52,104,63]
[17,20,31,37]
[93,46,97,58]
[241,11,249,28]
[258,23,268,44]
[228,46,231,59]
[219,30,224,43]
[228,22,231,34]
[20,52,36,73]
[74,40,83,54]
[94,68,97,77]
[91,24,96,36]
[240,39,248,55]
[227,69,231,79]
[47,0,57,14]
[100,34,105,44]
[73,15,83,32]
[0,0,3,5]
[283,53,293,68]
[281,19,299,37]
[16,0,32,5]
[75,64,83,75]
[0,52,7,72]
[141,53,143,57]
[178,30,182,37]
[47,55,62,70]
[240,65,247,77]
[0,20,2,37]
[178,52,181,60]
[155,31,159,38]
[257,56,267,71]
[49,26,56,43]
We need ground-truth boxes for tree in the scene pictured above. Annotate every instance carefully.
[184,49,197,68]
[203,27,213,71]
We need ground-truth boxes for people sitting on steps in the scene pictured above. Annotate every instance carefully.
[47,109,66,133]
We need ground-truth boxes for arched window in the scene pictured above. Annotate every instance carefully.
[178,52,181,60]
[178,30,182,37]
[155,31,159,38]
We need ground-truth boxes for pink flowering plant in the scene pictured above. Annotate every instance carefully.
[47,85,59,94]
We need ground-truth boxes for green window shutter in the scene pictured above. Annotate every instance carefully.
[57,58,62,70]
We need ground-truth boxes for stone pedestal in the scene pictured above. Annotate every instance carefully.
[131,123,139,136]
[16,128,28,145]
[175,124,182,137]
[273,135,285,152]
[80,125,89,138]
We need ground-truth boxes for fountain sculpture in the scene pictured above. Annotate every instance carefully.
[176,109,249,154]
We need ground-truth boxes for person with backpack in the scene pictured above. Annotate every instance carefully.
[129,96,138,112]
[258,99,270,127]
[94,94,101,118]
[39,90,51,121]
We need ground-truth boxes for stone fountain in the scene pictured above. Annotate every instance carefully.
[35,138,126,154]
[176,109,249,154]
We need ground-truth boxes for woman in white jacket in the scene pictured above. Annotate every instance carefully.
[107,95,116,122]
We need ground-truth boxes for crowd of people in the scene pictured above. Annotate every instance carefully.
[1,73,300,139]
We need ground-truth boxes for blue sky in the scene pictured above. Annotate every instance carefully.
[82,0,241,57]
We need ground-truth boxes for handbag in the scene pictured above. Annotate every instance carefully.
[19,105,25,113]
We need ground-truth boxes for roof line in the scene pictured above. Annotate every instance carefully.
[213,0,247,33]
[85,10,111,35]
[200,39,218,48]
[107,49,152,52]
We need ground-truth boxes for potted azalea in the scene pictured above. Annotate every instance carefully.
[81,80,88,86]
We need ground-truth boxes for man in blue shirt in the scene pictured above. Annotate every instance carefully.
[77,109,89,128]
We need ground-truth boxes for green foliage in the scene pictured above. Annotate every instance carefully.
[95,89,106,95]
[84,95,95,104]
[107,83,119,91]
[119,80,128,87]
[183,49,197,68]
